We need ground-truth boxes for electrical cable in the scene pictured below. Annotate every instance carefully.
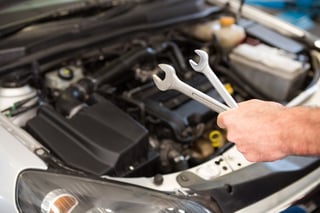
[1,95,37,114]
[2,95,38,117]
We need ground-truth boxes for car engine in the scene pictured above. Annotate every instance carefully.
[0,0,316,179]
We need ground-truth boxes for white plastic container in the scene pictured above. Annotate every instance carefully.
[229,43,309,101]
[185,16,245,46]
[213,16,246,49]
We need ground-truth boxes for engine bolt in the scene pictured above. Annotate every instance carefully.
[153,174,164,186]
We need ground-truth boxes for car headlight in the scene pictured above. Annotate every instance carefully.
[16,170,211,213]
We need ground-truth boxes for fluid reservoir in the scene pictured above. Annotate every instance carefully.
[45,66,83,91]
[185,16,245,49]
[213,16,246,50]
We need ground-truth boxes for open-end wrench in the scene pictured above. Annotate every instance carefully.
[189,49,238,109]
[153,64,230,113]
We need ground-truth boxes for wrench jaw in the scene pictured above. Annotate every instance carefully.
[152,62,232,113]
[152,74,168,91]
[152,64,176,91]
[191,50,239,109]
[189,49,209,72]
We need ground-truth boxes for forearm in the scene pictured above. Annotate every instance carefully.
[284,106,320,156]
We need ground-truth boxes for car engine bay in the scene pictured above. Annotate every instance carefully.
[0,1,314,177]
[1,0,320,212]
[0,0,318,185]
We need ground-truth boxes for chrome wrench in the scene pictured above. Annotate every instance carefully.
[189,49,238,109]
[153,64,230,113]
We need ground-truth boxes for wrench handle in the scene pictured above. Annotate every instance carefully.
[203,66,238,109]
[174,80,230,113]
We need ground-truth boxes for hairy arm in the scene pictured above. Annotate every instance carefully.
[217,99,320,162]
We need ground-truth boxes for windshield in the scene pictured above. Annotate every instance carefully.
[0,0,125,36]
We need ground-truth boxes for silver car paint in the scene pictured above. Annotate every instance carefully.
[0,114,47,213]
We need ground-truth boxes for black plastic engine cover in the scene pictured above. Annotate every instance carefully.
[27,100,149,176]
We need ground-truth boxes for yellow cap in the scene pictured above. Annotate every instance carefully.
[209,130,224,148]
[219,16,235,27]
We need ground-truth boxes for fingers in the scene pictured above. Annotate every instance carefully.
[217,107,239,129]
[217,111,227,129]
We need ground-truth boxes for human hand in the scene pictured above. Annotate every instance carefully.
[217,99,290,162]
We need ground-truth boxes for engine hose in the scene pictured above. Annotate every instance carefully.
[94,47,157,86]
[55,42,185,116]
[55,47,157,115]
[155,41,187,72]
[94,41,187,86]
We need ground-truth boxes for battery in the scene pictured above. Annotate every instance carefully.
[229,43,309,101]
